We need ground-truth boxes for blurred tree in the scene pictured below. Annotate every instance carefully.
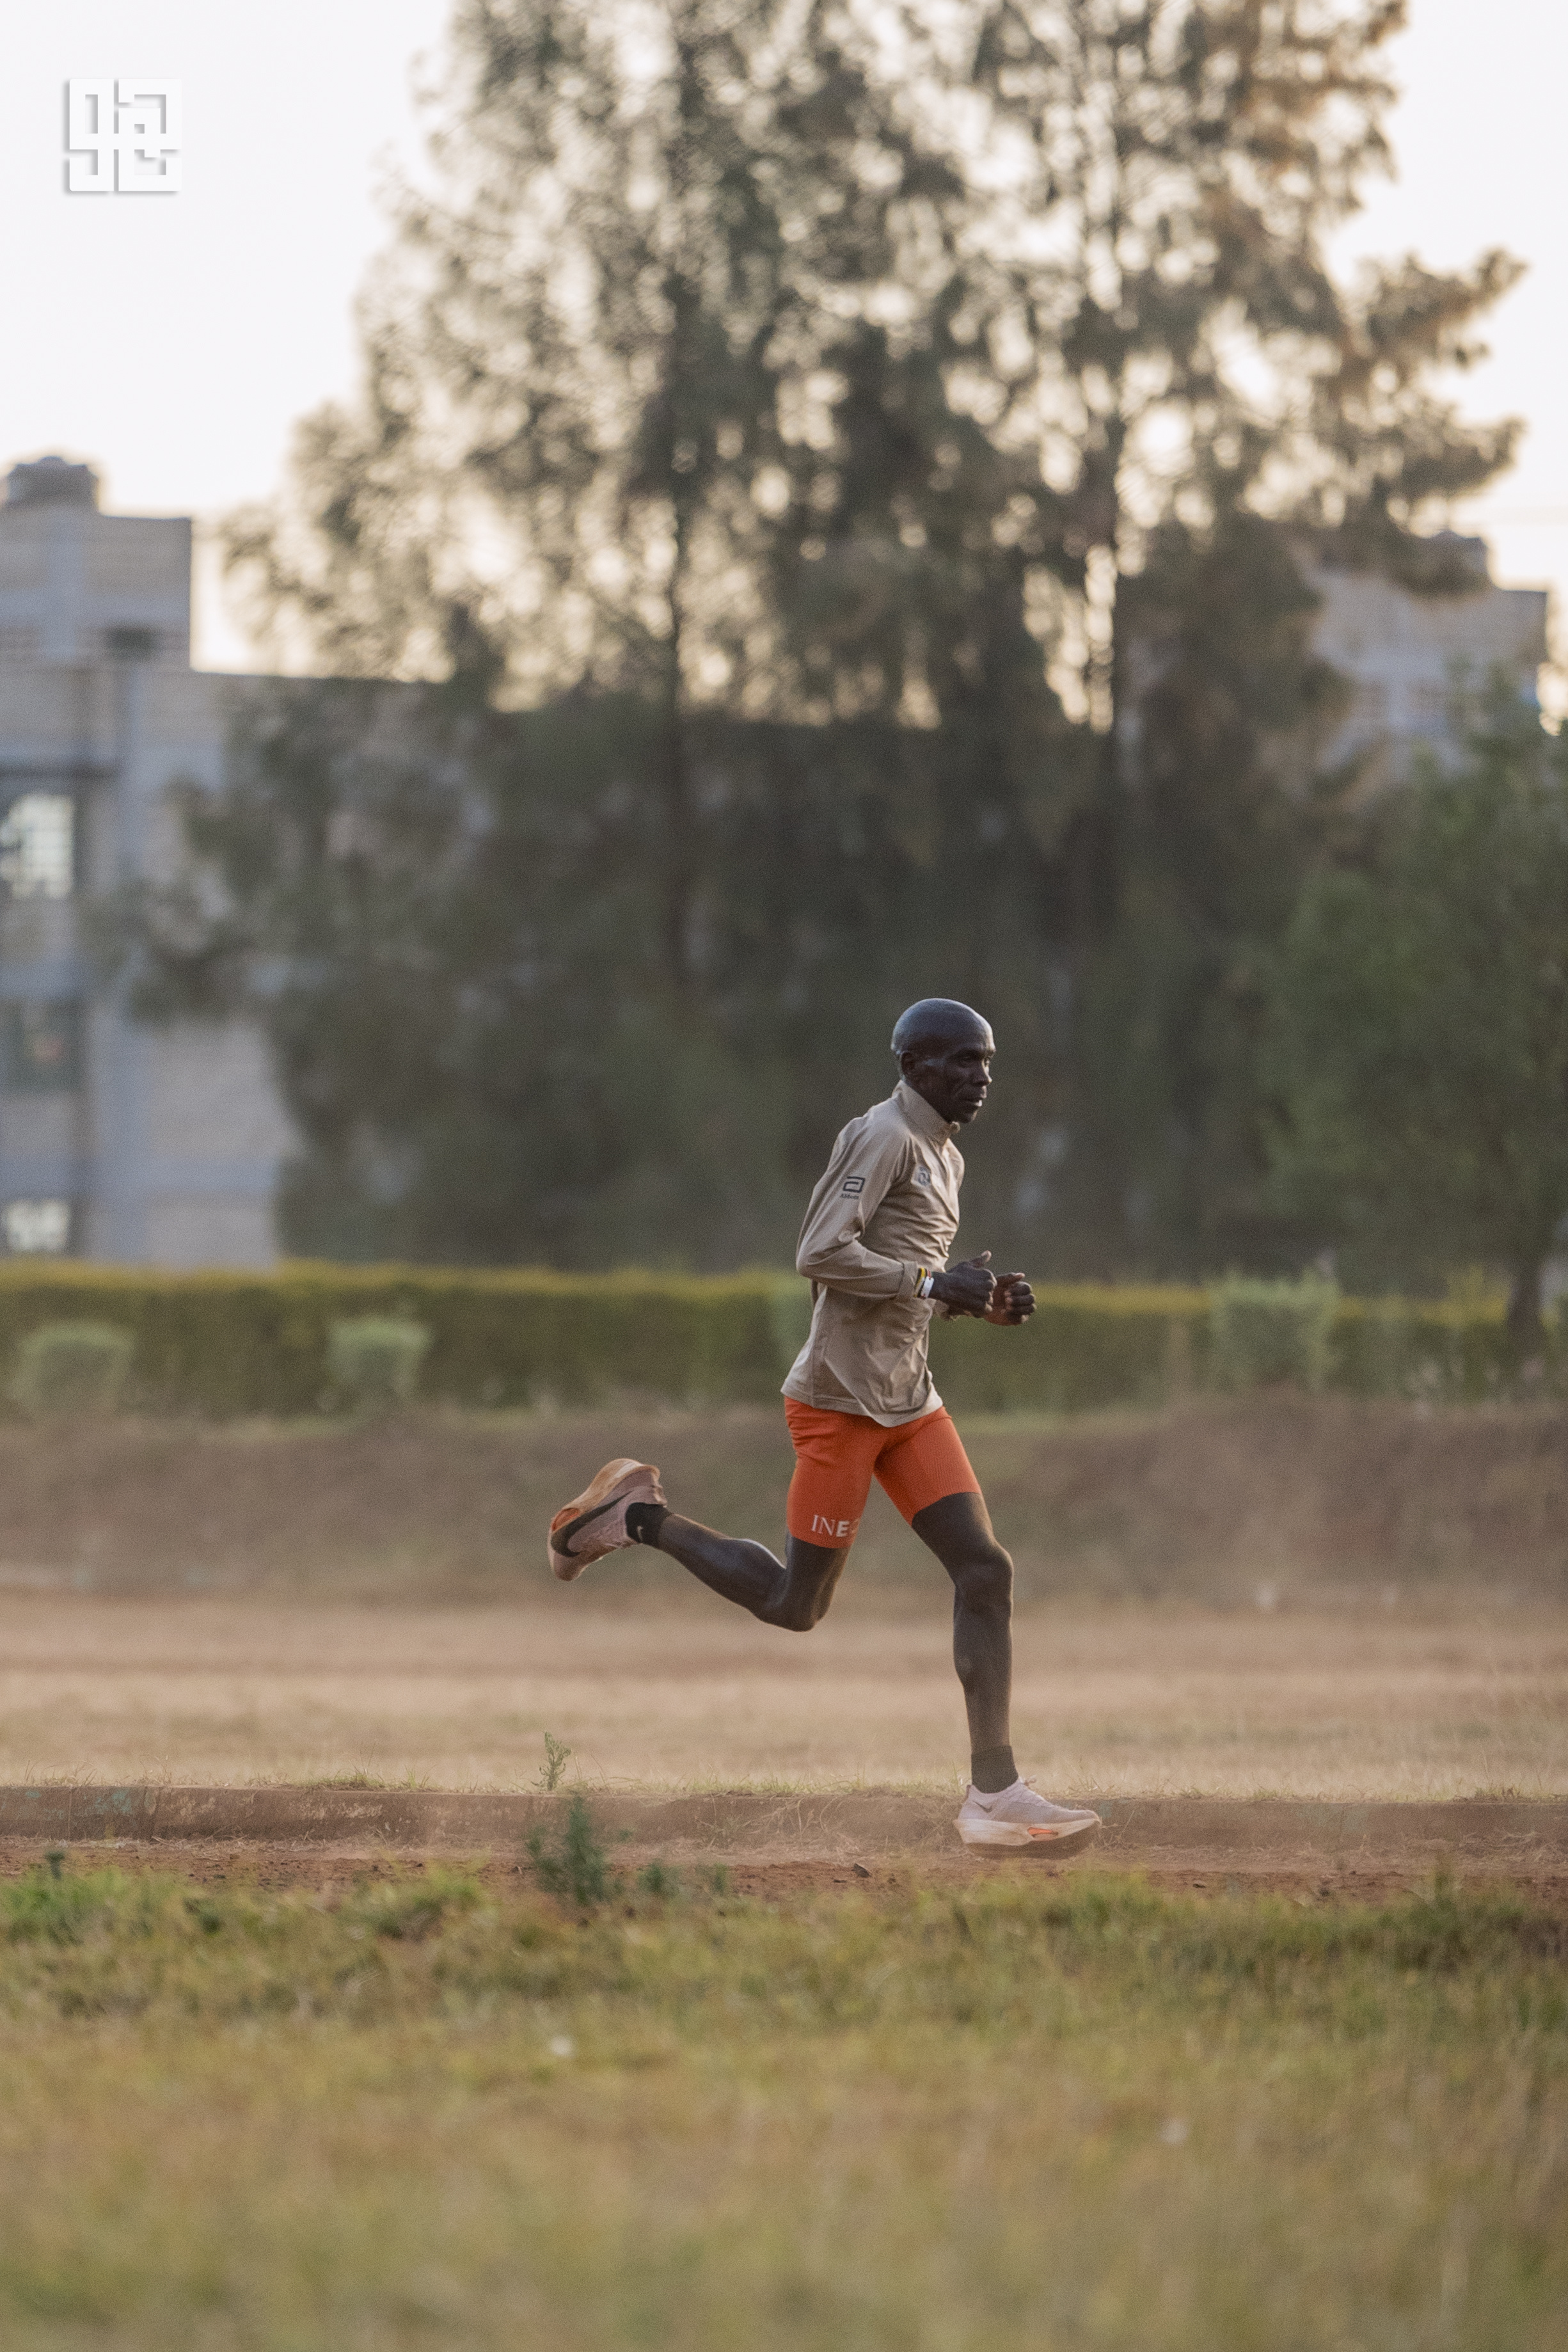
[210,0,1085,1259]
[937,0,1521,1269]
[1265,689,1568,1353]
[115,683,804,1267]
[715,0,1522,1270]
[223,0,1017,996]
[226,0,793,995]
[192,0,1525,1275]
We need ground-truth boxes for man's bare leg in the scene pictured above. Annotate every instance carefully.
[630,1487,1015,1779]
[910,1490,1015,1787]
[630,1509,851,1632]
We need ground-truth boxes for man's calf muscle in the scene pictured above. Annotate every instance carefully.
[644,1513,850,1632]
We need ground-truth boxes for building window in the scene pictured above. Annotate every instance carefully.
[1,1001,83,1092]
[103,626,163,663]
[0,794,74,900]
[1,1200,72,1255]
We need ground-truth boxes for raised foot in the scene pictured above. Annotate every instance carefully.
[547,1458,665,1582]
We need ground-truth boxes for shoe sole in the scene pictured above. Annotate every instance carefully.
[956,1818,1101,1857]
[548,1458,660,1582]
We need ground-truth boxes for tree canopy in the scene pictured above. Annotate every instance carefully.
[178,0,1527,1275]
[1266,690,1568,1349]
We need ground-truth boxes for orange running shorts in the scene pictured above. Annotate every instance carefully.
[783,1398,981,1546]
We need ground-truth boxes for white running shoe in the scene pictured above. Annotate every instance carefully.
[548,1458,665,1581]
[954,1779,1102,1853]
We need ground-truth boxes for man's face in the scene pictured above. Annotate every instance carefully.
[901,1028,995,1125]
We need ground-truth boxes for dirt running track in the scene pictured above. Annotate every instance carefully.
[1,1787,1564,1902]
[2,1594,1564,1799]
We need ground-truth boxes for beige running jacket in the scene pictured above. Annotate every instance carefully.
[782,1079,964,1426]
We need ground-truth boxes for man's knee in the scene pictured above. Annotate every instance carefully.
[772,1589,828,1632]
[773,1539,848,1631]
[952,1541,1013,1619]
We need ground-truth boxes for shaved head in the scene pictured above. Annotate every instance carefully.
[891,998,993,1058]
[891,999,996,1126]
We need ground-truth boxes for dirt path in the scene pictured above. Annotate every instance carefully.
[3,1839,1564,1909]
[1,1591,1563,1798]
[3,1786,1562,1902]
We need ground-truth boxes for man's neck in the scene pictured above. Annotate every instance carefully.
[896,1078,956,1140]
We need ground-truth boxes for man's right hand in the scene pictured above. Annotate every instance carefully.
[929,1252,996,1318]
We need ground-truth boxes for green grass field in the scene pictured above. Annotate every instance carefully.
[0,1848,1563,2349]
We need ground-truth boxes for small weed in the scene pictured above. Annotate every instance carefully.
[536,1732,573,1793]
[637,1861,683,1900]
[528,1791,615,1908]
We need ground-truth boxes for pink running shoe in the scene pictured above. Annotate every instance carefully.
[954,1779,1101,1854]
[548,1458,665,1582]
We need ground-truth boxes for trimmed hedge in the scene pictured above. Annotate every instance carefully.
[928,1284,1210,1413]
[326,1317,432,1412]
[1208,1276,1338,1395]
[0,1266,787,1418]
[7,1321,136,1417]
[0,1263,1555,1418]
[1327,1296,1532,1402]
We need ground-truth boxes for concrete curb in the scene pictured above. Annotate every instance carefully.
[0,1786,1564,1869]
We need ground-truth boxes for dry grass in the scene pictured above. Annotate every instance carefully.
[0,1862,1562,2349]
[0,1588,1563,1798]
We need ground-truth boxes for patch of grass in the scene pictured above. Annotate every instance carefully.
[0,1864,1562,2348]
[1,1864,165,1949]
[344,1868,482,1944]
[525,1789,615,1908]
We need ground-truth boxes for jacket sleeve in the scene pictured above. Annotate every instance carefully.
[794,1124,921,1299]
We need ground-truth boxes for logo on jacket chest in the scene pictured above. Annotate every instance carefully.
[914,1166,932,1187]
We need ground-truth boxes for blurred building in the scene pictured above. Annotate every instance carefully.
[1311,535,1549,783]
[0,455,290,1266]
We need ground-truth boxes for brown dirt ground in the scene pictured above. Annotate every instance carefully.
[3,1840,1564,1909]
[1,1395,1567,1603]
[1,1400,1563,1804]
[0,1589,1564,1797]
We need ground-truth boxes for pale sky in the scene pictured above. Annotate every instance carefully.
[1,1,1563,675]
[0,0,450,666]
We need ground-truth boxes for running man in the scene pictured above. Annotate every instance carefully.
[546,998,1100,1854]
